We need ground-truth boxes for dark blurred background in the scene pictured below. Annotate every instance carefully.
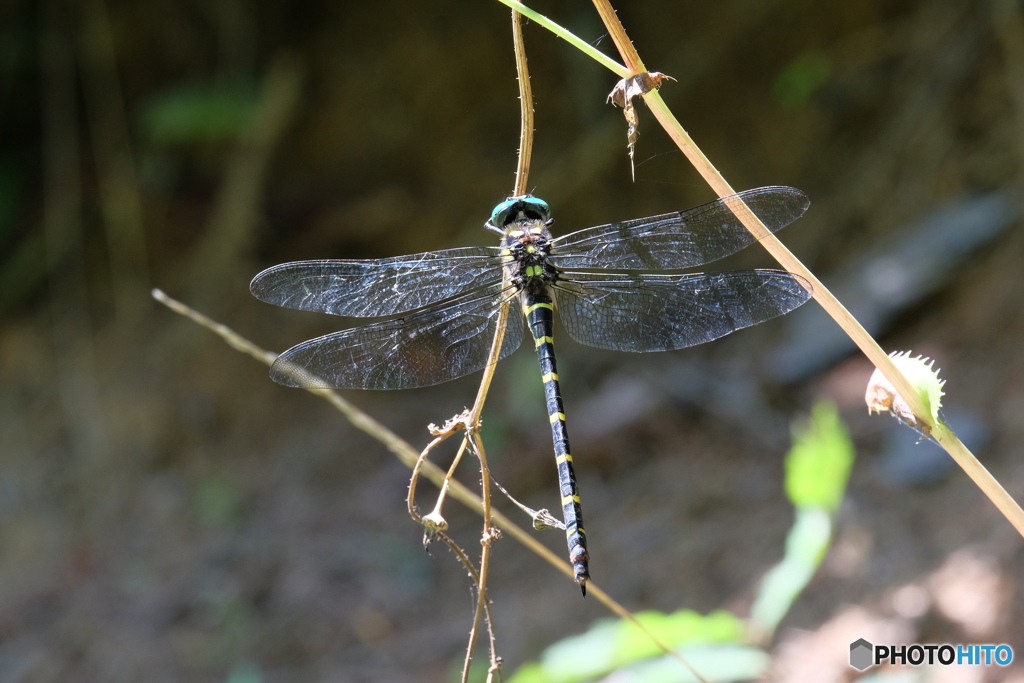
[3,0,1024,680]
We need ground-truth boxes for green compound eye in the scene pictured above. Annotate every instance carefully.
[490,196,551,227]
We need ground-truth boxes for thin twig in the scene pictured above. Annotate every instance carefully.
[156,284,666,625]
[407,433,451,526]
[589,0,644,73]
[153,287,505,681]
[488,465,563,530]
[439,528,497,640]
[458,283,508,682]
[513,9,534,196]
[417,419,473,531]
[389,419,499,648]
[468,432,500,682]
[462,14,539,678]
[494,0,629,77]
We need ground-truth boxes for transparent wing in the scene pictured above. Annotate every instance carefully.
[554,271,812,352]
[270,283,524,389]
[549,186,808,270]
[251,247,504,318]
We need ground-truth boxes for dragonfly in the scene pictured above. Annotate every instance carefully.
[250,186,813,596]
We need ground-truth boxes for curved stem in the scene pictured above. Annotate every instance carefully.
[513,10,534,196]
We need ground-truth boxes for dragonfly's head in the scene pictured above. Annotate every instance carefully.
[485,195,551,234]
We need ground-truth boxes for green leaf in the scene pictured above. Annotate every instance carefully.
[616,610,744,661]
[784,401,854,513]
[508,643,768,683]
[506,610,745,683]
[224,661,262,683]
[750,402,855,634]
[501,662,552,683]
[749,507,832,633]
[598,644,769,683]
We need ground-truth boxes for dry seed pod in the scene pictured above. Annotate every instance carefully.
[865,351,945,436]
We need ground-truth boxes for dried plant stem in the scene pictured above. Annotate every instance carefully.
[495,0,630,77]
[584,0,1024,540]
[466,433,499,682]
[459,11,540,677]
[407,432,454,525]
[151,289,673,675]
[453,297,509,682]
[436,529,497,638]
[154,288,512,679]
[425,438,468,522]
[513,9,534,196]
[590,0,645,73]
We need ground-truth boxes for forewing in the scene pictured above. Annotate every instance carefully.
[549,186,808,270]
[554,271,812,352]
[270,283,524,389]
[251,247,504,317]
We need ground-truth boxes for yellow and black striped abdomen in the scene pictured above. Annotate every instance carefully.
[523,292,590,593]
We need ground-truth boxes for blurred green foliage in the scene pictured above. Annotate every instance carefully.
[752,401,854,634]
[506,610,749,683]
[748,506,832,635]
[140,82,259,145]
[773,50,831,109]
[784,401,854,513]
[505,401,855,682]
[224,660,264,683]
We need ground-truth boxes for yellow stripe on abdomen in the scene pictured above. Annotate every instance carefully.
[524,302,554,315]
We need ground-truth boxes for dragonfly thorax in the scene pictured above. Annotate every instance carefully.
[501,219,558,294]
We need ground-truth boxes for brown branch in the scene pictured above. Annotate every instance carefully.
[152,289,515,681]
[156,286,683,676]
[152,287,666,675]
[589,0,1024,541]
[513,9,534,196]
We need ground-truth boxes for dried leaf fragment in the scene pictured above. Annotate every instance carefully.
[865,351,946,436]
[607,72,676,180]
[428,409,474,437]
[607,71,674,108]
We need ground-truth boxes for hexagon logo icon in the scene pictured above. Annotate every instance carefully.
[850,638,873,671]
